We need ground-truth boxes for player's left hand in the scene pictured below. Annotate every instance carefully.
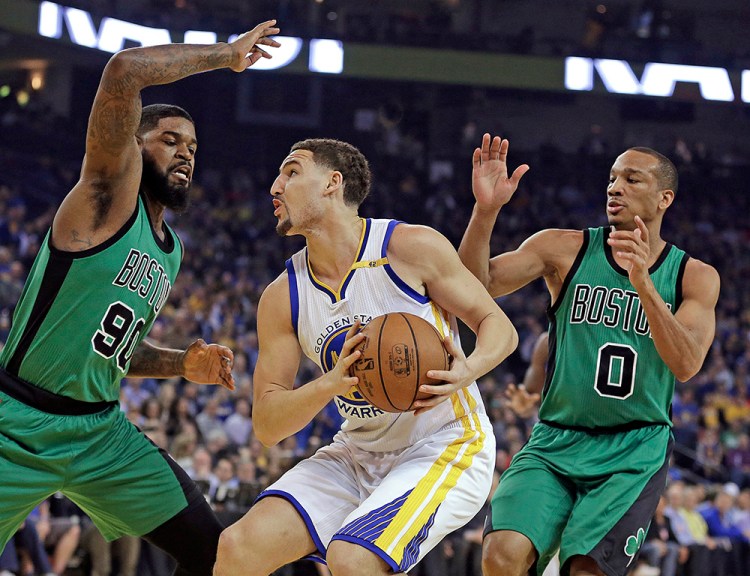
[228,20,281,71]
[412,336,471,414]
[471,134,530,213]
[182,339,235,390]
[607,215,652,288]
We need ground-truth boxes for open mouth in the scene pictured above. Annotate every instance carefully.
[171,166,190,183]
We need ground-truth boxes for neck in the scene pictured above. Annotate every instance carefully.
[305,214,363,284]
[142,192,166,239]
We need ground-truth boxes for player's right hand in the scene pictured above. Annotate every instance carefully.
[504,383,540,419]
[471,133,529,213]
[228,20,281,72]
[331,321,366,397]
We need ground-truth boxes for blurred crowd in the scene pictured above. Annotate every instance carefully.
[38,0,750,68]
[0,87,749,576]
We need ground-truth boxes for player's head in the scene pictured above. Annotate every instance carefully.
[606,147,677,230]
[137,104,197,214]
[291,139,371,206]
[271,138,371,236]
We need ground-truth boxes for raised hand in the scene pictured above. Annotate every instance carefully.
[471,133,530,213]
[182,339,235,390]
[227,20,281,72]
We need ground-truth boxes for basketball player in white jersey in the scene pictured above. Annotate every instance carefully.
[213,139,518,575]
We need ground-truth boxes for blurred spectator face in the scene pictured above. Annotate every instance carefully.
[716,488,738,513]
[192,449,212,478]
[683,485,702,510]
[738,490,750,511]
[214,458,235,483]
[237,460,257,483]
[666,482,685,508]
[235,398,250,417]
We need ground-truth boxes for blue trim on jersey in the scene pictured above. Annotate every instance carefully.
[382,220,430,304]
[329,535,400,573]
[285,258,300,335]
[256,489,327,559]
[304,248,338,304]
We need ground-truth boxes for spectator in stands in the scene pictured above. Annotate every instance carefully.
[639,495,685,576]
[80,523,141,576]
[701,483,750,574]
[223,397,252,448]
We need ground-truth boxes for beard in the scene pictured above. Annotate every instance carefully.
[141,152,191,214]
[275,217,292,237]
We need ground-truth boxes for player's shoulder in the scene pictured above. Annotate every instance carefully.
[259,270,292,306]
[682,256,720,295]
[387,223,457,271]
[388,222,452,251]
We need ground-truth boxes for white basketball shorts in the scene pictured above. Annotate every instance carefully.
[257,412,495,573]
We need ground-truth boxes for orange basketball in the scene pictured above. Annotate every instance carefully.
[350,312,450,413]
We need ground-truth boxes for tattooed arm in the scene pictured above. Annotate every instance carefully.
[51,20,280,251]
[128,340,235,390]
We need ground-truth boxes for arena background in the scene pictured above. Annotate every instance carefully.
[0,1,748,575]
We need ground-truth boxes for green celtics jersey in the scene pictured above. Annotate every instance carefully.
[539,226,689,430]
[0,195,182,402]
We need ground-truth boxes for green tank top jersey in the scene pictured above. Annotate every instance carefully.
[539,226,689,430]
[0,195,182,402]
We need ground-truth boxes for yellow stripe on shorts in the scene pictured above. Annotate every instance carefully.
[374,406,486,567]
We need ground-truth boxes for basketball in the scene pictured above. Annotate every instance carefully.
[350,312,450,413]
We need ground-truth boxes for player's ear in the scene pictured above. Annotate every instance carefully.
[659,188,675,210]
[325,171,343,194]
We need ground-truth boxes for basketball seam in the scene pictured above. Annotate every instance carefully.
[378,315,399,412]
[402,313,420,412]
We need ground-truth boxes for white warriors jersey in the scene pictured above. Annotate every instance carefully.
[285,218,488,452]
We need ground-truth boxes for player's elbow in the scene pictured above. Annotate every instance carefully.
[253,424,282,448]
[102,50,146,90]
[674,364,700,383]
[500,320,519,361]
[509,325,519,354]
[672,356,704,383]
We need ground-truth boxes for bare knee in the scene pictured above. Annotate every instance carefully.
[327,540,391,576]
[482,531,536,576]
[214,523,246,572]
[568,555,604,576]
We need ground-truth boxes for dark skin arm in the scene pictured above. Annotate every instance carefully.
[128,339,235,390]
[52,20,281,251]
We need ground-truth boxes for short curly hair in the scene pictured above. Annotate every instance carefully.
[291,139,371,207]
[137,104,194,136]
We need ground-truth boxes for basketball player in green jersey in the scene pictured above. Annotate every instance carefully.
[460,134,720,576]
[0,21,280,575]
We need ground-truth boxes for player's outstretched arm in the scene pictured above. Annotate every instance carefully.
[127,339,235,390]
[458,134,529,290]
[251,274,365,447]
[53,20,280,251]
